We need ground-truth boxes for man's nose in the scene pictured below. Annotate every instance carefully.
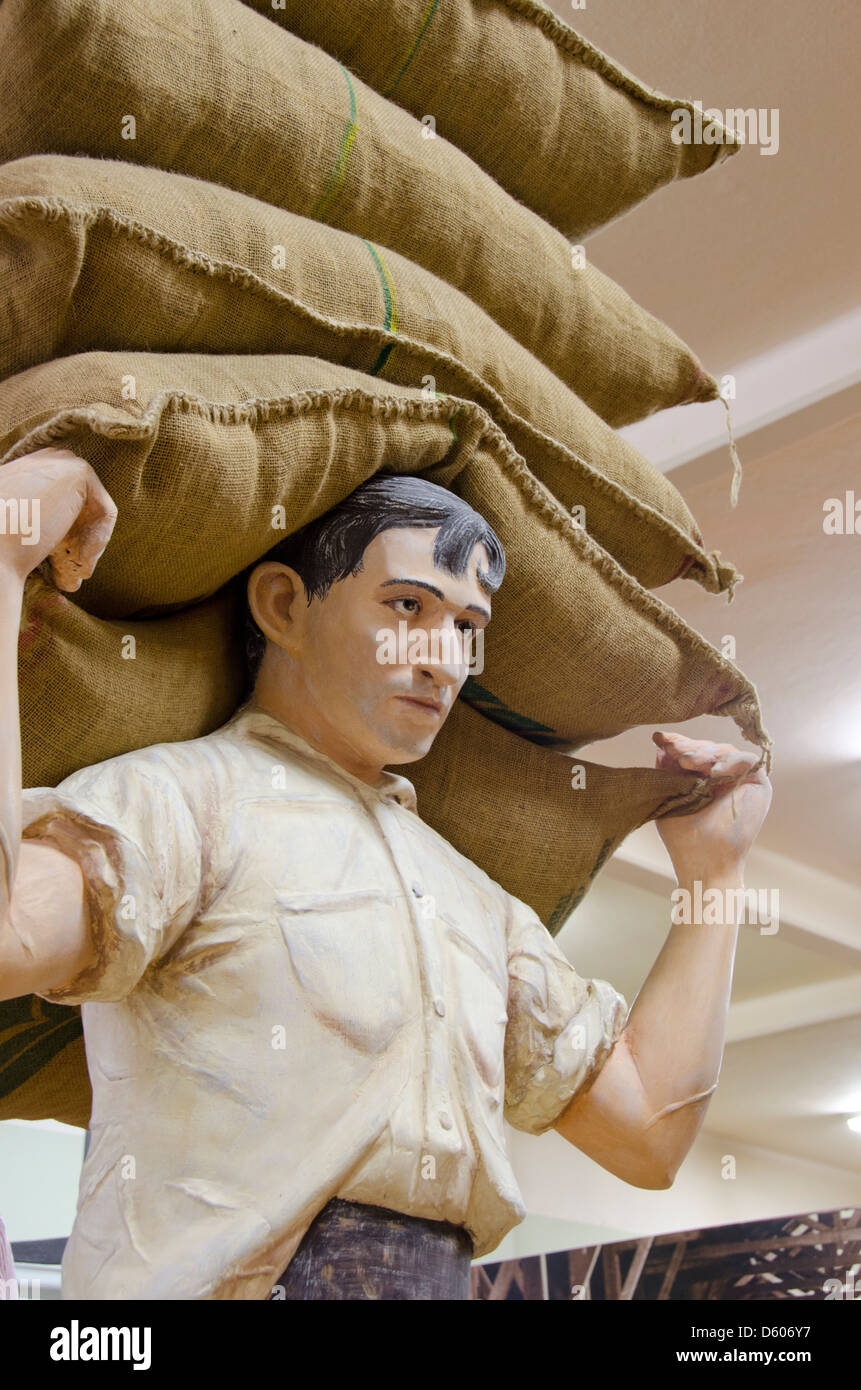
[416,621,470,687]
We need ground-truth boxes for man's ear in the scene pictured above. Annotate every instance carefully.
[247,562,308,654]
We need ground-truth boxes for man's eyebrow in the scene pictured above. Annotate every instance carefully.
[379,576,491,621]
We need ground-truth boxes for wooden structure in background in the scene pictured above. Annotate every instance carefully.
[470,1206,860,1300]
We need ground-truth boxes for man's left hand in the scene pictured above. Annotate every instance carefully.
[653,731,773,882]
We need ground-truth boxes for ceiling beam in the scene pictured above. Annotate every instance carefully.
[725,972,861,1042]
[617,308,861,474]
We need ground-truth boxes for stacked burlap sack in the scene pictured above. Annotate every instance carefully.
[0,0,770,1128]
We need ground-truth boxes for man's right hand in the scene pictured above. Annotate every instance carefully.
[0,447,117,592]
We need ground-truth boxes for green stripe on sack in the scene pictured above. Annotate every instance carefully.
[547,837,614,933]
[363,239,400,375]
[432,391,461,441]
[384,0,441,98]
[310,63,359,224]
[462,679,562,746]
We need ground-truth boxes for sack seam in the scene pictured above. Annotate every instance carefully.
[501,0,743,143]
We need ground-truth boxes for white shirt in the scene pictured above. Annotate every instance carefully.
[22,704,628,1300]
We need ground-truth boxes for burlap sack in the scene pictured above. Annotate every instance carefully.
[239,0,742,237]
[1,351,769,1129]
[0,0,718,428]
[1,352,769,757]
[18,575,242,788]
[0,155,739,596]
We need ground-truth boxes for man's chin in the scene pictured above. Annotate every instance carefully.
[374,698,452,764]
[375,723,441,766]
[380,735,437,766]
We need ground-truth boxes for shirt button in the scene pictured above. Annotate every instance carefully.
[433,998,446,1018]
[439,1111,453,1130]
[411,881,423,897]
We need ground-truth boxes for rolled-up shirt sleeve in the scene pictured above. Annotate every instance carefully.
[503,892,629,1135]
[20,752,204,1006]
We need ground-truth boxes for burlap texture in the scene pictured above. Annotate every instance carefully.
[18,575,243,789]
[0,0,718,428]
[1,352,769,1131]
[239,0,742,237]
[0,155,739,595]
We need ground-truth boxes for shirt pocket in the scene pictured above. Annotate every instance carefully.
[274,889,414,1055]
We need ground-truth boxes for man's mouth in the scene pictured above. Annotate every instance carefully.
[396,695,444,716]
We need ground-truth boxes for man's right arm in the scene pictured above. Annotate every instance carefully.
[0,448,117,1003]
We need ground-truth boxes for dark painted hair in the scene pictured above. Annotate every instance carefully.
[242,473,506,690]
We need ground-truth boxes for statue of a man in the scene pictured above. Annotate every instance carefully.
[0,448,771,1300]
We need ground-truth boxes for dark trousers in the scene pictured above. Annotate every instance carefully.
[269,1198,474,1300]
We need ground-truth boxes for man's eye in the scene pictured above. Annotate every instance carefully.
[387,597,421,616]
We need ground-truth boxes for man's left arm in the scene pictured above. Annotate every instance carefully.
[554,732,772,1189]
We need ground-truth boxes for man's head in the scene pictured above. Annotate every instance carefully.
[244,474,505,783]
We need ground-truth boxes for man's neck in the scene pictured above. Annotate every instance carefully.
[249,687,386,789]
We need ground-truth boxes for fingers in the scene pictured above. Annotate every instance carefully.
[653,730,761,782]
[653,745,700,776]
[48,461,118,593]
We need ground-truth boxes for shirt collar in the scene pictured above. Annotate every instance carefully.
[225,702,419,813]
